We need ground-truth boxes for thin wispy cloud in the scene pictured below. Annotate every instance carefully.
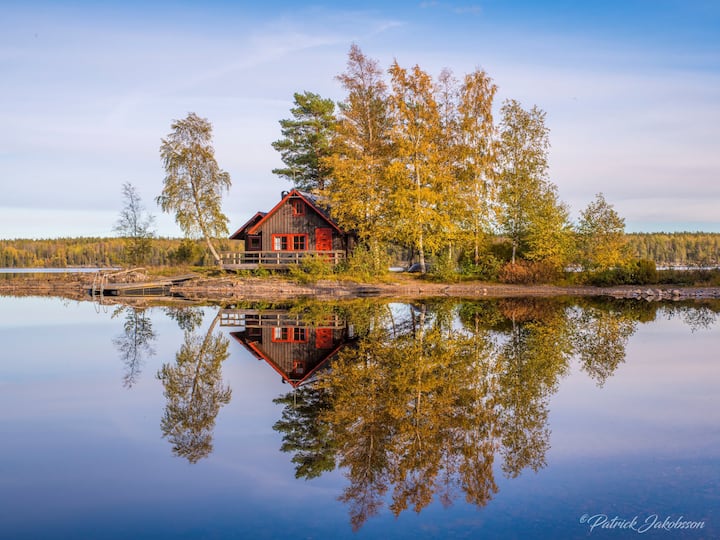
[0,1,717,237]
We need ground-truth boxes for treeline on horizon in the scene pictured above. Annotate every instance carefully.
[0,237,235,268]
[1,233,718,269]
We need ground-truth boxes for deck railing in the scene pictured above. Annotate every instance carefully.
[219,309,344,328]
[220,250,345,268]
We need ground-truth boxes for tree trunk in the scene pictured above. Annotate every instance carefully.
[190,314,221,401]
[203,235,222,266]
[370,237,381,273]
[191,181,223,267]
[418,233,426,273]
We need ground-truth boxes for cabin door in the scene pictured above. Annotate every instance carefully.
[315,328,333,349]
[315,228,332,251]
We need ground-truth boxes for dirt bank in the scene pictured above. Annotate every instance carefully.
[2,273,719,303]
[175,277,720,301]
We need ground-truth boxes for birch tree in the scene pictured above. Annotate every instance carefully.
[386,61,454,273]
[158,113,231,265]
[433,69,465,260]
[114,182,155,266]
[456,69,497,264]
[524,185,575,269]
[576,192,627,270]
[323,45,393,269]
[495,100,551,264]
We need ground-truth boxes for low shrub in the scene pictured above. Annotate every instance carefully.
[498,260,559,284]
[584,259,658,286]
[288,255,336,283]
[460,254,502,281]
[253,265,272,278]
[634,259,658,284]
[656,267,720,286]
[339,244,390,281]
[427,252,460,282]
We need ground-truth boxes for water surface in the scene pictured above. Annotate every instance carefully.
[0,295,717,539]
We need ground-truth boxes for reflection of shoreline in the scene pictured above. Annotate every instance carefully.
[0,267,118,273]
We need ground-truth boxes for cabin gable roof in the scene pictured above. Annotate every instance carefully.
[246,189,344,235]
[229,211,266,240]
[230,331,343,388]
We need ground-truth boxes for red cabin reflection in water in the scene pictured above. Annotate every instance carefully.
[222,308,353,387]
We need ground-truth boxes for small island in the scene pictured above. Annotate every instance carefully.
[2,47,718,303]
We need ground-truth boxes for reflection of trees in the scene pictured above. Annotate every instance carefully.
[272,298,718,529]
[112,307,156,388]
[569,303,637,387]
[164,306,205,332]
[276,301,554,530]
[273,384,336,479]
[157,315,231,463]
[663,302,720,333]
[495,302,571,477]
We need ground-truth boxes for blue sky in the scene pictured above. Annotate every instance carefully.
[1,0,719,238]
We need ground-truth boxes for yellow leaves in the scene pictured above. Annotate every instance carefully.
[267,298,650,529]
[158,322,231,463]
[577,193,627,270]
[159,112,231,263]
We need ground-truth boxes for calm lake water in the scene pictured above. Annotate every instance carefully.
[0,295,718,539]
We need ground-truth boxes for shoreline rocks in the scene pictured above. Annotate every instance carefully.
[1,274,720,302]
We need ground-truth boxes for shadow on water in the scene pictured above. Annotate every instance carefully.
[110,296,720,530]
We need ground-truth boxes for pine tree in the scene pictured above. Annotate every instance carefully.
[272,91,336,191]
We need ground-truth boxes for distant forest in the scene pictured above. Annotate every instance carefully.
[0,237,235,268]
[1,233,718,268]
[626,233,720,267]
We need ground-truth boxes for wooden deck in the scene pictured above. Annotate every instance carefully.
[90,273,196,297]
[220,250,345,270]
[219,309,344,328]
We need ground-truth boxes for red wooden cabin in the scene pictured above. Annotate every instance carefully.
[222,189,353,269]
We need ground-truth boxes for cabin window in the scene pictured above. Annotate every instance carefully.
[291,199,305,216]
[273,235,288,251]
[293,360,306,374]
[272,234,307,251]
[272,327,307,343]
[273,327,288,341]
[246,235,261,251]
[247,327,262,341]
[293,327,307,342]
[293,235,306,250]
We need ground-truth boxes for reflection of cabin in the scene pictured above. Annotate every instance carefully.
[223,308,353,387]
[221,189,354,269]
